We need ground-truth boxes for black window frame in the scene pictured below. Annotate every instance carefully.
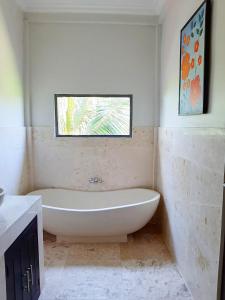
[54,94,133,138]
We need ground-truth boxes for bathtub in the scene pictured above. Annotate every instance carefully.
[28,188,160,243]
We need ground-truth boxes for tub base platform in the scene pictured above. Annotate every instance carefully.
[56,234,128,243]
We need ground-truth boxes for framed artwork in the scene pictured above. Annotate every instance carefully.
[179,0,211,115]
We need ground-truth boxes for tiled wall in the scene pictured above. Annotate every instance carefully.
[157,127,225,300]
[31,126,155,191]
[0,127,30,194]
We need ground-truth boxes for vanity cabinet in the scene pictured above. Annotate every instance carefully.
[4,216,40,300]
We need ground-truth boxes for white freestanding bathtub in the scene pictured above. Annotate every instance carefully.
[28,188,160,242]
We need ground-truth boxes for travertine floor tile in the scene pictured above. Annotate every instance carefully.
[39,231,193,300]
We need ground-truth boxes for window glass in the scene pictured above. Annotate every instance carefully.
[55,95,132,137]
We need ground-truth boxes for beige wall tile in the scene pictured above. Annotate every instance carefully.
[157,127,225,300]
[31,126,155,191]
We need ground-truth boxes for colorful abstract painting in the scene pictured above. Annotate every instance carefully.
[179,0,210,115]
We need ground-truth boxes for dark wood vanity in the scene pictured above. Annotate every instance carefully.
[4,216,40,300]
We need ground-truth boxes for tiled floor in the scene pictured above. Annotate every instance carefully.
[39,229,192,300]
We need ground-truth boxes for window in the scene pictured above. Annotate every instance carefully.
[55,94,132,137]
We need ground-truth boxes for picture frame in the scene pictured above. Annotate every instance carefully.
[178,0,211,115]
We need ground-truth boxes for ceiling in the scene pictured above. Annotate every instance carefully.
[15,0,167,15]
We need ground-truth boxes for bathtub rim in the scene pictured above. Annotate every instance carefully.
[29,188,160,213]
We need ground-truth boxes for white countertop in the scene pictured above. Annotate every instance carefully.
[0,195,42,256]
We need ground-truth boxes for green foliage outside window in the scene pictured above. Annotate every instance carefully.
[56,95,131,136]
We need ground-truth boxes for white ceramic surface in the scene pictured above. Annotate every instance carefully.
[29,188,160,241]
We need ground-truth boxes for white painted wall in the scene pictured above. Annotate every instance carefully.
[160,0,225,128]
[0,0,24,127]
[28,21,157,127]
[0,0,29,194]
[27,18,158,190]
